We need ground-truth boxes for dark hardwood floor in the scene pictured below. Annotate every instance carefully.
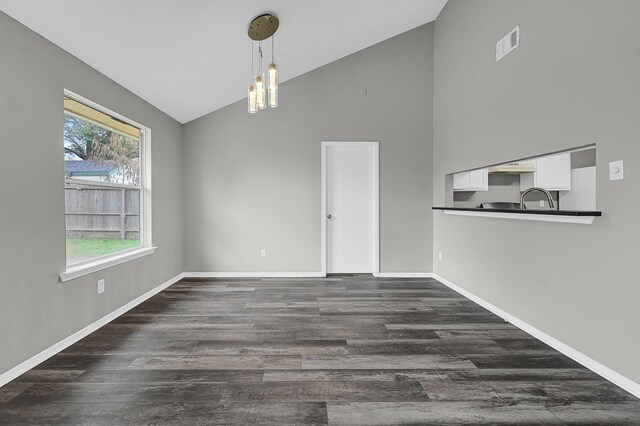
[1,275,639,424]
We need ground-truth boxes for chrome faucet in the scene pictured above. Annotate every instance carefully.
[520,187,555,210]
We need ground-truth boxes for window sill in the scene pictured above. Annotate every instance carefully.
[60,246,157,282]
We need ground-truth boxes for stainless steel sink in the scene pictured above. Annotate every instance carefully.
[478,202,522,210]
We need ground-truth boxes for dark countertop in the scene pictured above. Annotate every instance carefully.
[432,207,602,217]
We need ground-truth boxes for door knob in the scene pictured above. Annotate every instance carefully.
[327,214,333,219]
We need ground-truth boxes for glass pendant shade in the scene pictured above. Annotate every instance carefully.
[268,62,278,108]
[255,73,266,110]
[247,14,280,114]
[247,83,257,113]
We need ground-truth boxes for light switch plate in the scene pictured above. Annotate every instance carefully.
[97,279,105,294]
[609,160,624,180]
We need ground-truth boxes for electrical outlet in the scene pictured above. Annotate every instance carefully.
[261,248,267,257]
[97,279,105,294]
[540,200,545,208]
[438,252,443,261]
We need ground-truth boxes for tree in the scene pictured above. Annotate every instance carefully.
[91,133,140,185]
[64,115,112,160]
[64,114,140,184]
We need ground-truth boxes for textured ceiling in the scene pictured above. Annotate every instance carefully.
[0,0,447,123]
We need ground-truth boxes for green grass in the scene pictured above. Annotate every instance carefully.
[66,237,140,264]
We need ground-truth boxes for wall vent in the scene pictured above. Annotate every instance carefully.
[496,26,520,62]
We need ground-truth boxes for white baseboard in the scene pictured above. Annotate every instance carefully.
[375,273,434,278]
[432,273,640,399]
[182,272,325,278]
[183,272,434,279]
[0,272,185,388]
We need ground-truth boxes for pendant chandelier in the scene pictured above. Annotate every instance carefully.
[247,13,279,113]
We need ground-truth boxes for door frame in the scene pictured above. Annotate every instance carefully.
[321,141,379,276]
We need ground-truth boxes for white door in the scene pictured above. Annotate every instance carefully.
[324,143,378,273]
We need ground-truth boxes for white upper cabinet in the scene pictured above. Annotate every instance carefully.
[520,152,572,191]
[454,168,488,191]
[469,169,488,190]
[453,171,470,190]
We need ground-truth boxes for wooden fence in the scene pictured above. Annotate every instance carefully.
[65,187,140,239]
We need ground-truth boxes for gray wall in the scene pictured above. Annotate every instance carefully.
[433,0,640,382]
[0,12,184,374]
[183,25,434,273]
[572,148,596,169]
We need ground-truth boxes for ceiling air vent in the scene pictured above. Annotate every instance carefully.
[496,26,520,62]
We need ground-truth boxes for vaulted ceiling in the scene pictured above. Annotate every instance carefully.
[0,0,447,123]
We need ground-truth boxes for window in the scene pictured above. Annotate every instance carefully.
[62,91,153,278]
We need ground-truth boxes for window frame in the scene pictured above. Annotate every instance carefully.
[60,89,155,282]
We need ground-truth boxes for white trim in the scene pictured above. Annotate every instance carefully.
[182,272,326,278]
[140,127,152,248]
[183,272,433,279]
[321,141,380,276]
[372,143,380,277]
[321,143,327,276]
[0,272,184,388]
[60,246,157,282]
[442,209,595,225]
[432,273,640,399]
[376,273,434,278]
